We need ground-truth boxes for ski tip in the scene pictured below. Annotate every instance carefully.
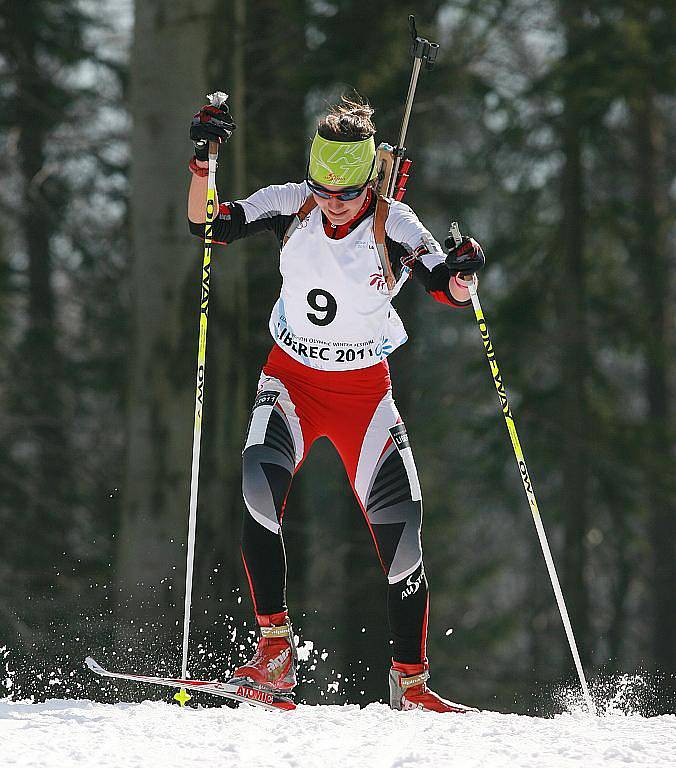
[273,699,297,711]
[85,656,103,674]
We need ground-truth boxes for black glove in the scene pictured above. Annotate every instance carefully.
[190,103,236,160]
[444,236,485,276]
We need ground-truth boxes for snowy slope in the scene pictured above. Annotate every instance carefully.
[1,698,674,768]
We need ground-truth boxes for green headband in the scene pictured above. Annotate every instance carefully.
[308,132,377,187]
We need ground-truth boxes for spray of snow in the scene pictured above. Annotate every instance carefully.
[556,673,656,717]
[296,639,314,662]
[1,646,13,694]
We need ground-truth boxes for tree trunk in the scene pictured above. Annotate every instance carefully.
[118,0,216,627]
[9,0,71,588]
[557,0,591,669]
[632,88,674,701]
[189,0,254,634]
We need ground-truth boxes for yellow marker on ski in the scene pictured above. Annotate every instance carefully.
[173,688,192,707]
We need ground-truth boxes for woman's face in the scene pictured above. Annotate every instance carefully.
[312,185,369,226]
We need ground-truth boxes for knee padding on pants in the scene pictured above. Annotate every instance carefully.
[365,447,423,583]
[242,408,295,535]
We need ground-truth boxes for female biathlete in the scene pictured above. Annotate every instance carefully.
[187,95,484,713]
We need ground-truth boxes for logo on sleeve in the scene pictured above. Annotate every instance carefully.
[421,232,443,256]
[253,390,280,410]
[389,423,410,451]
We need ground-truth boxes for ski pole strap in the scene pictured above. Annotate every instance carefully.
[283,196,317,246]
[400,669,430,689]
[260,623,292,639]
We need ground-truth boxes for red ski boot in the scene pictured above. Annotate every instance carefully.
[229,611,297,692]
[389,662,478,713]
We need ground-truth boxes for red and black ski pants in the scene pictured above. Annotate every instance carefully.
[240,344,429,665]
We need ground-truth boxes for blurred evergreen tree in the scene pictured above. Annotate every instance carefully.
[416,0,675,712]
[0,0,128,703]
[0,0,84,598]
[619,0,675,704]
[116,0,218,648]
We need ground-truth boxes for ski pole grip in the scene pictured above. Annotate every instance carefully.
[446,221,463,248]
[207,90,229,109]
[206,90,227,158]
[205,92,228,159]
[446,222,478,287]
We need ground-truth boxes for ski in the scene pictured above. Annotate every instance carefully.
[85,656,296,711]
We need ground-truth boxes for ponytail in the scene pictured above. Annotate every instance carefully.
[317,93,376,142]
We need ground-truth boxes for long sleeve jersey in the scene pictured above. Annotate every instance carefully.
[189,181,469,370]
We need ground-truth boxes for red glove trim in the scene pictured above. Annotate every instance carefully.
[429,288,470,308]
[188,156,209,177]
[430,289,457,306]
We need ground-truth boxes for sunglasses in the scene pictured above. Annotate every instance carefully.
[305,156,375,201]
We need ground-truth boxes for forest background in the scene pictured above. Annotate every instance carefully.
[0,0,674,715]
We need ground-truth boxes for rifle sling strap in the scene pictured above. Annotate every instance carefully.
[283,193,396,291]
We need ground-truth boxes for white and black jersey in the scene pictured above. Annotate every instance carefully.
[189,182,469,370]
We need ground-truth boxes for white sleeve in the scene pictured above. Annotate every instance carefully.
[384,200,446,270]
[236,181,310,224]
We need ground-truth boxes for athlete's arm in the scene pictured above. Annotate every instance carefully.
[385,201,471,308]
[187,161,218,224]
[448,272,475,304]
[187,100,236,223]
[188,181,309,246]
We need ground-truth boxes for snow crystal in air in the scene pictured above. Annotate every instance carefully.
[296,640,314,662]
[1,647,13,692]
[556,673,657,717]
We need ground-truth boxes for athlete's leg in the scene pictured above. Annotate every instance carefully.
[340,391,429,665]
[334,389,475,711]
[234,373,316,691]
[240,374,307,615]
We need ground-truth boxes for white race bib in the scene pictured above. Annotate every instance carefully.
[268,208,408,370]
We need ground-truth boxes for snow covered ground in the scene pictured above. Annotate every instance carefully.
[1,697,674,768]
